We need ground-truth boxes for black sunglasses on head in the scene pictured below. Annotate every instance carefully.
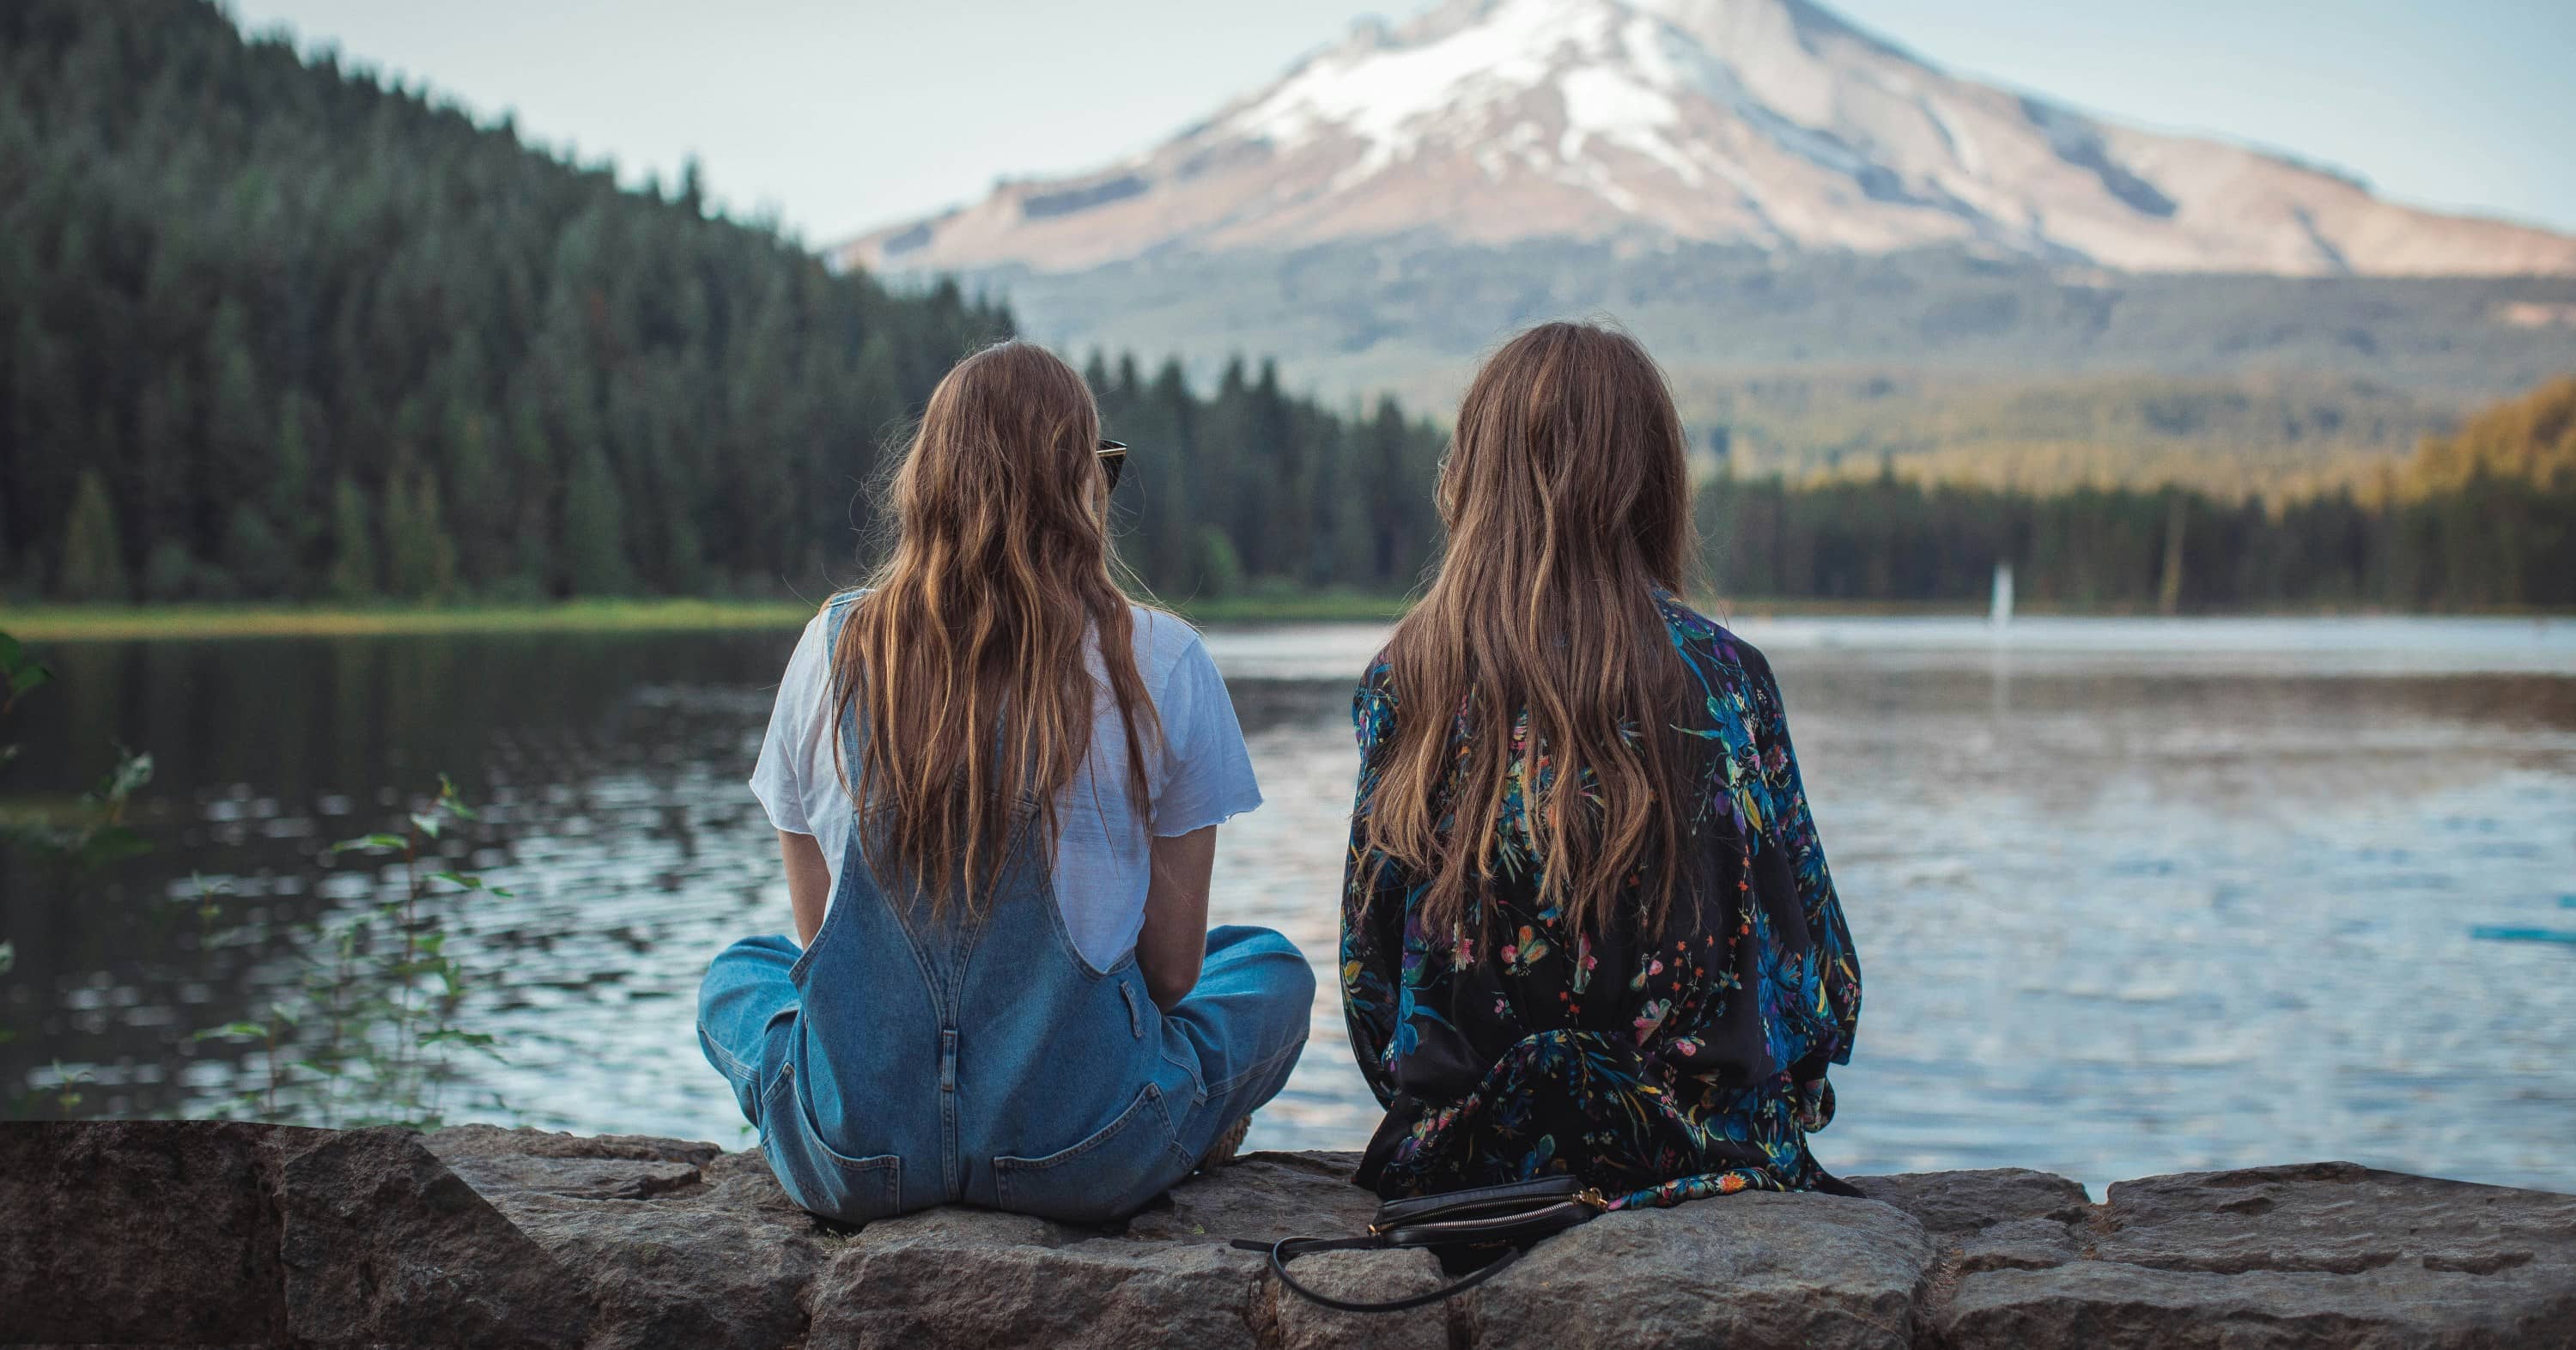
[1097,440,1128,491]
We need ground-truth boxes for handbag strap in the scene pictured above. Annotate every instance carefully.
[1227,1235,1526,1314]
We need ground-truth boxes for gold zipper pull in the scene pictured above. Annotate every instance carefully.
[1577,1187,1609,1210]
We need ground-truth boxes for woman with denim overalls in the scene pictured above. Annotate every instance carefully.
[697,341,1314,1225]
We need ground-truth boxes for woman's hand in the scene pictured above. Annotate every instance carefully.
[1136,825,1218,1010]
[779,830,830,946]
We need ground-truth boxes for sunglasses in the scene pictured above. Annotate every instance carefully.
[1097,440,1128,492]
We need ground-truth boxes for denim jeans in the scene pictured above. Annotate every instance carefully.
[699,909,1310,1224]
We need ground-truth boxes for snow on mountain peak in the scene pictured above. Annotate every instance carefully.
[1227,0,1619,151]
[842,0,2576,279]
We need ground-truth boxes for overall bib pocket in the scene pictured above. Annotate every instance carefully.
[992,1081,1192,1223]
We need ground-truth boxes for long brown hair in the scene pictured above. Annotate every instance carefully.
[831,340,1158,917]
[1362,321,1697,935]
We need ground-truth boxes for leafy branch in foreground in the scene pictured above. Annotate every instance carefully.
[5,627,522,1127]
[0,629,155,874]
[193,774,514,1128]
[3,628,160,1098]
[0,633,52,730]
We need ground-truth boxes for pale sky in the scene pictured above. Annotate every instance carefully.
[224,0,2576,246]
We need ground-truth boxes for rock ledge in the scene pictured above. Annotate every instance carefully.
[2,1122,2569,1348]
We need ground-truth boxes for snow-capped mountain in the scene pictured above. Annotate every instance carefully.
[841,0,2576,278]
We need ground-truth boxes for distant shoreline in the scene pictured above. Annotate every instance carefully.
[6,595,2567,642]
[1,599,821,642]
[1,593,1418,642]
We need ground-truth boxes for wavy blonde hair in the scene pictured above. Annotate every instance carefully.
[831,341,1158,917]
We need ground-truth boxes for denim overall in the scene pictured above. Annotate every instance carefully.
[696,602,1313,1225]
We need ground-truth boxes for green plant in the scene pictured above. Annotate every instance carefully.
[3,629,155,1080]
[4,629,138,1113]
[0,633,33,1060]
[5,624,525,1128]
[0,629,155,873]
[180,872,231,931]
[0,633,52,747]
[193,775,514,1128]
[0,745,154,873]
[39,1060,94,1114]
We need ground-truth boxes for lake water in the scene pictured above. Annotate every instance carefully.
[5,615,2573,1195]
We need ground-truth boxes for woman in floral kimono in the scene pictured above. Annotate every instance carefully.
[1341,321,1862,1209]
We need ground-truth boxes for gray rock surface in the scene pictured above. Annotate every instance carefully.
[1461,1188,1935,1350]
[0,1121,587,1349]
[1,1119,287,1346]
[4,1121,2570,1348]
[1936,1161,2576,1349]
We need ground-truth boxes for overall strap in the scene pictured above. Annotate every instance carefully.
[820,589,864,649]
[821,589,865,776]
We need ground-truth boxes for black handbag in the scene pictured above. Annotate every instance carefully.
[1229,1176,1610,1313]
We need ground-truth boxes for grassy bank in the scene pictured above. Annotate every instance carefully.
[15,593,2529,643]
[0,593,1423,642]
[0,599,819,642]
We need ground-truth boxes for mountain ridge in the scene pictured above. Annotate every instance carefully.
[906,236,2576,490]
[840,0,2576,279]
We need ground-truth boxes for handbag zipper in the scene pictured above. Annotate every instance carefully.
[1370,1186,1613,1235]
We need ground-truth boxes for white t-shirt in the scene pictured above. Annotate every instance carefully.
[749,602,1263,970]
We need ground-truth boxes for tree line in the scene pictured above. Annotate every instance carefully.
[1,0,1447,608]
[1703,376,2573,611]
[3,1,2567,614]
[6,0,1003,605]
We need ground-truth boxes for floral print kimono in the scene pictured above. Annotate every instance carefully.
[1340,595,1862,1209]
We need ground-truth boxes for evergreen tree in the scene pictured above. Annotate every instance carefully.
[1196,527,1245,599]
[562,444,632,595]
[1358,398,1430,586]
[204,297,269,508]
[677,156,706,217]
[850,333,903,450]
[220,503,293,598]
[504,392,559,593]
[56,468,128,602]
[269,392,317,550]
[382,467,459,599]
[326,477,379,600]
[143,540,224,602]
[130,369,194,552]
[440,398,504,583]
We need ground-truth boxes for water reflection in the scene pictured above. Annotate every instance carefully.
[3,619,2571,1193]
